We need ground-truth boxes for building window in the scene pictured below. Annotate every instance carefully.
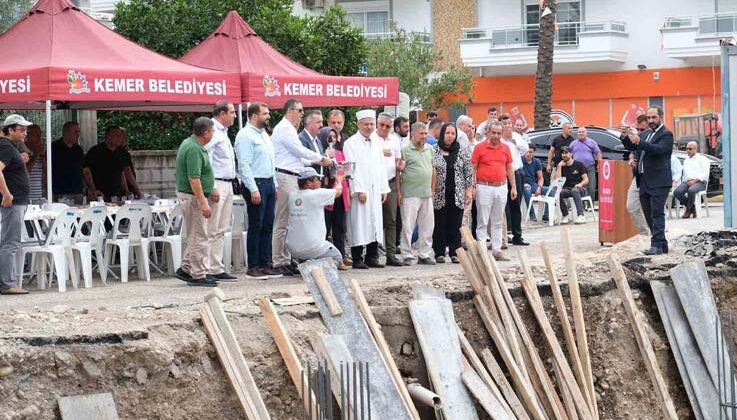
[525,0,581,46]
[347,11,389,34]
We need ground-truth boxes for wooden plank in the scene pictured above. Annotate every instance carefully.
[349,279,421,420]
[480,348,533,420]
[518,248,595,420]
[201,305,267,420]
[651,281,710,420]
[462,365,514,419]
[58,393,119,420]
[554,361,580,420]
[475,296,546,420]
[409,297,480,420]
[271,296,315,306]
[458,328,519,419]
[299,259,414,420]
[541,240,588,408]
[258,297,318,419]
[481,243,570,420]
[608,255,678,419]
[310,267,343,316]
[561,227,598,419]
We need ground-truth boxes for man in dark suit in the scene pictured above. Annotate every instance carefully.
[620,105,673,255]
[299,110,325,174]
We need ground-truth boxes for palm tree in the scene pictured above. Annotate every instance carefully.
[533,0,557,129]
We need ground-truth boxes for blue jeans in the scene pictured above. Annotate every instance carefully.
[522,184,548,220]
[246,179,276,268]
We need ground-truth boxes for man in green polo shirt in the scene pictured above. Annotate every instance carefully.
[175,117,220,286]
[397,122,436,265]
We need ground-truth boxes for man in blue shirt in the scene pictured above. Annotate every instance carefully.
[521,144,547,221]
[234,102,283,280]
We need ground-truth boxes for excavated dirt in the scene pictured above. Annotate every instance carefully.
[1,230,736,419]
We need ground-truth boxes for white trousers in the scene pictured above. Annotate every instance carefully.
[626,178,650,235]
[400,196,434,260]
[475,184,508,253]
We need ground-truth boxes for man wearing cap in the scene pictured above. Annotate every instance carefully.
[286,168,346,267]
[554,145,589,224]
[343,110,391,269]
[272,99,333,276]
[0,114,33,294]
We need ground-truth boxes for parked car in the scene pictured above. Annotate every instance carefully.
[525,126,723,197]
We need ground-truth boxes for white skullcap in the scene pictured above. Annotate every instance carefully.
[356,109,376,121]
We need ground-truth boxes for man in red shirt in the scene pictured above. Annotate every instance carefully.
[471,121,517,260]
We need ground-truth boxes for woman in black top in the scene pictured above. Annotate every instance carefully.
[432,123,474,263]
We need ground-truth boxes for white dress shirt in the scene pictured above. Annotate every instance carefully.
[379,132,402,181]
[670,155,682,183]
[205,118,236,179]
[501,133,527,171]
[273,117,323,173]
[681,153,711,183]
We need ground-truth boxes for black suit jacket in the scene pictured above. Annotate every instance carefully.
[621,125,674,191]
[299,130,324,173]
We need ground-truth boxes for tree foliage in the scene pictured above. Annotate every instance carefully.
[101,0,368,150]
[0,0,33,34]
[365,27,473,111]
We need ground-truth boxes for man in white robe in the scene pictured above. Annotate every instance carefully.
[343,110,390,269]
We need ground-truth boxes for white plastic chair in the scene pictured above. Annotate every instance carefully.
[564,194,598,221]
[694,178,710,218]
[223,197,247,273]
[148,204,183,274]
[72,206,109,287]
[104,204,152,283]
[525,177,566,226]
[17,208,79,292]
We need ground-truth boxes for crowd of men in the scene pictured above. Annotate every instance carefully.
[0,100,710,291]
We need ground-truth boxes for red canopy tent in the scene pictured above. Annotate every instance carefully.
[0,0,241,200]
[179,11,399,110]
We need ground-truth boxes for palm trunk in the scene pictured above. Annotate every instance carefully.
[534,0,557,129]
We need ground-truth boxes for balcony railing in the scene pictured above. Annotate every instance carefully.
[663,12,737,36]
[364,31,432,44]
[461,21,626,48]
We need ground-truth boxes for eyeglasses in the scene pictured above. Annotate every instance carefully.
[291,108,304,113]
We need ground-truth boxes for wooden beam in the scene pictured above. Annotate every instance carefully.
[349,279,421,420]
[310,267,343,316]
[474,296,546,420]
[462,364,513,419]
[517,249,595,420]
[480,348,533,420]
[480,243,570,420]
[457,327,518,419]
[554,361,580,420]
[609,255,678,420]
[562,226,598,419]
[541,241,590,410]
[202,289,271,420]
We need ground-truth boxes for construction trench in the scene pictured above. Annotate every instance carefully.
[1,230,736,419]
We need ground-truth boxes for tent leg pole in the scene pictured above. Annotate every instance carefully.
[238,103,244,130]
[45,100,53,203]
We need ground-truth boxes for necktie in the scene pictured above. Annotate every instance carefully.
[638,130,655,174]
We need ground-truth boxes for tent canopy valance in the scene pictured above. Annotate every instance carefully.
[179,11,399,108]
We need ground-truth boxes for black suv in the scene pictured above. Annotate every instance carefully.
[525,126,723,197]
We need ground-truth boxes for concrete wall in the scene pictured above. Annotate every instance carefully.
[130,150,177,198]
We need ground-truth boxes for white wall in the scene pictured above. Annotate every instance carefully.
[89,0,121,13]
[392,0,432,34]
[475,0,720,71]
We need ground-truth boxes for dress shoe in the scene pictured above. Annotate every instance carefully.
[261,267,285,278]
[681,209,692,218]
[187,277,218,287]
[366,258,385,268]
[246,268,269,280]
[175,268,192,282]
[643,247,664,256]
[275,265,296,276]
[352,261,369,269]
[511,237,530,246]
[337,262,349,270]
[386,257,405,267]
[211,272,238,281]
[451,256,461,264]
[0,287,28,295]
[418,257,436,265]
[342,257,353,267]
